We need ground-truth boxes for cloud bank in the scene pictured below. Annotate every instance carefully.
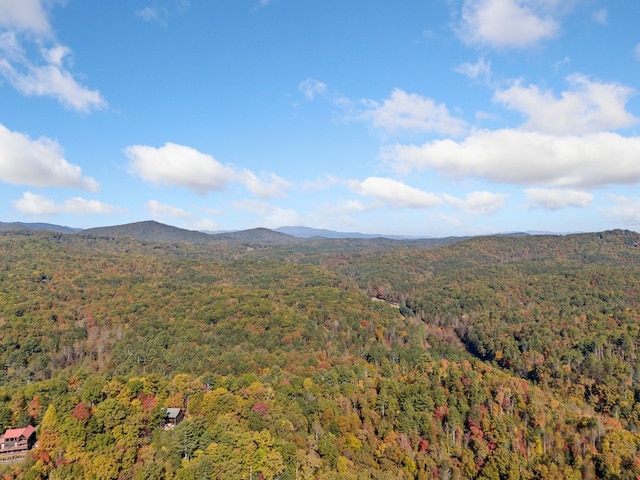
[383,131,640,189]
[125,142,289,198]
[0,123,99,190]
[13,192,121,216]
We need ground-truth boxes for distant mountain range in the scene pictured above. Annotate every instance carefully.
[1,220,433,241]
[0,219,558,245]
[273,226,426,240]
[0,221,81,234]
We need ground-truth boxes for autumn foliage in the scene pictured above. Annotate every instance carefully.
[1,229,640,478]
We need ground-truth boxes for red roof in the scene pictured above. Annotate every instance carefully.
[1,425,35,441]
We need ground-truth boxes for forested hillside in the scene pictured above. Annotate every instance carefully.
[2,228,640,479]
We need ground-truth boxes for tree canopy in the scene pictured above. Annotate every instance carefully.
[2,229,640,479]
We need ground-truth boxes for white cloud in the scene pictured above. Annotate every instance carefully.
[444,190,508,214]
[337,199,369,213]
[592,8,607,25]
[125,142,238,194]
[136,1,191,24]
[233,199,303,228]
[12,192,121,216]
[358,89,467,136]
[603,196,640,226]
[12,192,57,215]
[456,58,492,82]
[494,75,637,135]
[0,59,107,112]
[349,177,443,209]
[189,219,221,232]
[382,130,640,189]
[145,200,221,231]
[125,142,289,198]
[635,43,640,60]
[0,123,99,190]
[525,188,593,210]
[0,3,106,112]
[136,7,163,23]
[42,44,71,67]
[458,0,559,48]
[62,197,123,215]
[0,0,51,34]
[241,170,290,198]
[552,56,571,72]
[301,175,342,192]
[146,200,194,220]
[298,78,327,100]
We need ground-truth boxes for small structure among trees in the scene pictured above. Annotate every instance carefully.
[0,425,36,462]
[164,408,184,428]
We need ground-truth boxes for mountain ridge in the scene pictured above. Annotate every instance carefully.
[0,219,570,240]
[2,219,441,242]
[0,220,81,233]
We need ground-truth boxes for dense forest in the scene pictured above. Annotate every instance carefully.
[2,225,640,479]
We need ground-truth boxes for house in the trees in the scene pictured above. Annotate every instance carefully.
[164,408,184,428]
[0,425,36,459]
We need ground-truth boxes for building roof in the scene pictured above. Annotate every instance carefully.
[1,425,35,441]
[166,408,182,419]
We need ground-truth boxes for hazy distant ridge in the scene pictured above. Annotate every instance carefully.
[2,220,430,241]
[274,226,427,240]
[0,221,81,233]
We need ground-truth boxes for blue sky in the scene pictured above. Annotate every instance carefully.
[1,0,639,237]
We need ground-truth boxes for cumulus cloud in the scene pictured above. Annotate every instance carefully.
[125,142,289,198]
[125,142,238,194]
[457,0,560,48]
[298,78,327,100]
[382,130,640,189]
[456,57,492,82]
[146,200,194,220]
[233,199,303,228]
[444,190,508,214]
[0,2,106,112]
[146,200,221,231]
[42,44,71,67]
[0,123,99,190]
[349,177,443,209]
[494,75,637,135]
[379,75,639,192]
[603,196,640,226]
[358,89,467,136]
[0,0,51,34]
[336,199,369,213]
[241,171,290,198]
[524,188,593,210]
[12,192,121,216]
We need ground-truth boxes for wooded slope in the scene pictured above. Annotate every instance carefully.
[1,228,639,479]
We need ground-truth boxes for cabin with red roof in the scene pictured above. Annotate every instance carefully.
[0,425,36,458]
